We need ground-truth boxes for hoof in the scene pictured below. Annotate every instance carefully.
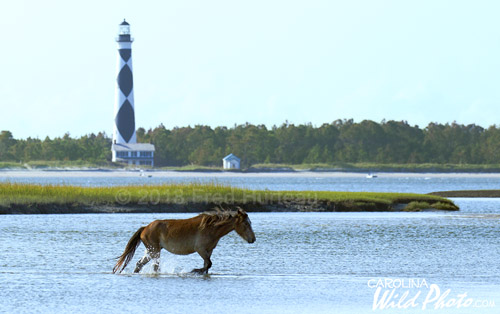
[191,268,207,275]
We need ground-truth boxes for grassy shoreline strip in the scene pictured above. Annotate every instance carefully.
[3,161,500,173]
[250,163,500,173]
[0,183,458,214]
[430,190,500,198]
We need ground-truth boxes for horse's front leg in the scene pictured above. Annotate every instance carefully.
[192,250,212,274]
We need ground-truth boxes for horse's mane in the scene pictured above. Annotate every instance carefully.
[199,208,237,230]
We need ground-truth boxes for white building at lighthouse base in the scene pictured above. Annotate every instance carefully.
[111,142,155,166]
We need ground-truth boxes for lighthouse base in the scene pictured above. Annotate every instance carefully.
[111,143,155,167]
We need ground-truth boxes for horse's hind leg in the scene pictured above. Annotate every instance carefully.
[152,251,161,273]
[134,251,151,273]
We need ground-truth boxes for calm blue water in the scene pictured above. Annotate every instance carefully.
[0,172,499,313]
[1,170,500,194]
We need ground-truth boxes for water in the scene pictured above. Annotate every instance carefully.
[2,170,500,193]
[0,172,499,313]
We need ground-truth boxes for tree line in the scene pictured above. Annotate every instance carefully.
[1,120,499,167]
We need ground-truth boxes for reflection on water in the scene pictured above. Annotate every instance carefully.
[0,199,499,313]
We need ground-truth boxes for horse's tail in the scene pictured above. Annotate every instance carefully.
[113,226,145,274]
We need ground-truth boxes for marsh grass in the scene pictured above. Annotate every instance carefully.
[404,201,432,211]
[403,201,460,211]
[430,202,459,211]
[0,182,457,213]
[0,160,117,169]
[0,162,22,169]
[430,190,500,198]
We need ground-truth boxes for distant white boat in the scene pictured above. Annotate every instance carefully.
[366,173,378,179]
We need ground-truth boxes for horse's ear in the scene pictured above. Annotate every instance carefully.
[237,207,247,216]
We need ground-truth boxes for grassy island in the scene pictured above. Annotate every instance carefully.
[0,183,458,214]
[430,190,500,198]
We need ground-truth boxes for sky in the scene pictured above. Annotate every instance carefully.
[1,0,499,139]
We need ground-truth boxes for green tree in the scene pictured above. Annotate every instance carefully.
[0,131,16,160]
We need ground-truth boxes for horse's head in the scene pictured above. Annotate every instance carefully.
[234,208,256,244]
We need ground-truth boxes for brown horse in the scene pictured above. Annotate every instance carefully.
[113,208,256,274]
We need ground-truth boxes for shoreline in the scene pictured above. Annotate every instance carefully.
[0,201,454,215]
[431,190,500,198]
[4,161,500,174]
[2,169,500,179]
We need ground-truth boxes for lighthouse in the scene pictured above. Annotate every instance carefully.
[111,19,155,166]
[113,19,136,144]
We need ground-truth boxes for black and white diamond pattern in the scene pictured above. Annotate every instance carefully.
[119,49,131,62]
[115,99,135,142]
[118,64,133,97]
[114,45,136,144]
